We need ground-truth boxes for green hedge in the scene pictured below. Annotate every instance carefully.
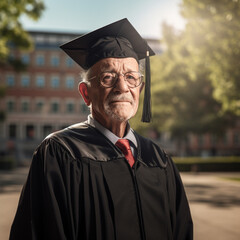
[172,156,240,172]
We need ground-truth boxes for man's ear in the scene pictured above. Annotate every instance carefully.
[140,82,145,93]
[79,82,91,106]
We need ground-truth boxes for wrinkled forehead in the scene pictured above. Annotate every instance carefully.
[90,57,139,74]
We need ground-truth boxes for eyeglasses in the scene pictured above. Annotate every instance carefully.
[89,71,144,88]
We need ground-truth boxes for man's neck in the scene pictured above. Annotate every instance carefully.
[97,118,128,138]
[91,113,128,138]
[107,121,128,138]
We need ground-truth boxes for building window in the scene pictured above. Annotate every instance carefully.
[198,135,204,147]
[51,55,60,67]
[233,133,240,145]
[21,100,29,112]
[35,100,44,112]
[66,57,74,67]
[26,124,35,139]
[36,54,45,66]
[34,35,45,43]
[9,52,15,60]
[66,102,75,113]
[9,124,17,138]
[51,102,59,113]
[43,125,53,137]
[48,35,58,44]
[36,75,45,88]
[21,75,30,87]
[51,76,60,88]
[6,75,15,87]
[65,76,75,89]
[21,54,30,65]
[223,133,228,145]
[81,102,89,114]
[211,134,217,145]
[6,100,15,112]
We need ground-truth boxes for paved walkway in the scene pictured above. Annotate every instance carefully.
[0,167,29,240]
[0,167,240,240]
[182,172,240,240]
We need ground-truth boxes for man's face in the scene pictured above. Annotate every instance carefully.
[85,57,143,125]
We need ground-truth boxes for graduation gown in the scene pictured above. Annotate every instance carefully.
[10,122,193,240]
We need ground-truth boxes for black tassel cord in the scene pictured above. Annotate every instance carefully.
[141,50,152,122]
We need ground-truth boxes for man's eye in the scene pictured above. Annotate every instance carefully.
[126,74,136,80]
[101,73,116,86]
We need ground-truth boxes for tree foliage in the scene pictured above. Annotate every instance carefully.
[0,0,45,64]
[180,0,240,115]
[132,0,239,138]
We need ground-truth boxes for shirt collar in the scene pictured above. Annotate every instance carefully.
[87,115,137,148]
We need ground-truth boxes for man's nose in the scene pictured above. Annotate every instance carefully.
[113,75,129,92]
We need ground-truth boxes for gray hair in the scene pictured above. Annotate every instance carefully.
[80,68,92,86]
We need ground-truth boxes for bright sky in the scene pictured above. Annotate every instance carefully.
[21,0,185,39]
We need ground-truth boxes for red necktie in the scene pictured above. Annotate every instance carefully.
[115,139,135,167]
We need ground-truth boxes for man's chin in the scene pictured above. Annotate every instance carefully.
[104,103,137,121]
[105,110,133,122]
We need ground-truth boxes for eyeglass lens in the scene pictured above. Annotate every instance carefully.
[100,72,142,88]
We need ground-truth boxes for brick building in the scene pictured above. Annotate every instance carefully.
[0,31,89,162]
[185,124,240,156]
[146,125,240,157]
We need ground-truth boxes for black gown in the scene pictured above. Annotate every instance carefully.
[10,122,193,240]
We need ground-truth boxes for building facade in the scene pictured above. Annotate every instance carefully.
[185,125,240,156]
[0,31,90,162]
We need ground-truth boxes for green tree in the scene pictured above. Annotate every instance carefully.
[180,0,240,115]
[132,0,239,141]
[0,0,45,65]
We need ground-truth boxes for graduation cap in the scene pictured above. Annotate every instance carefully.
[60,18,155,122]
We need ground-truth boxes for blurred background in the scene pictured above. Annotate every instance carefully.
[0,0,240,239]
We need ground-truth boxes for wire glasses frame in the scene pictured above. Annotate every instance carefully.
[88,71,144,88]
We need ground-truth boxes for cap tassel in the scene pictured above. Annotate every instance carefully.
[141,50,152,122]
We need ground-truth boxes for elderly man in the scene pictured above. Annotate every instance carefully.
[10,19,193,240]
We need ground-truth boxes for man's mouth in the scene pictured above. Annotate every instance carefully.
[110,100,131,104]
[107,94,133,105]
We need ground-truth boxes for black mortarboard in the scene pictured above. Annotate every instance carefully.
[60,18,155,122]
